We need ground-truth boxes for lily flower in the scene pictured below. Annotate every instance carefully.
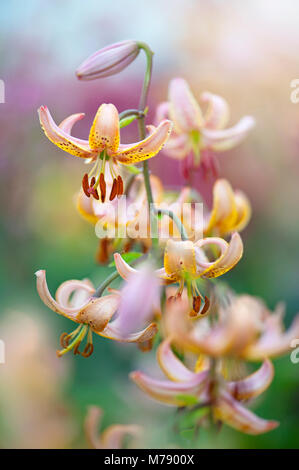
[114,232,243,317]
[130,339,278,435]
[204,179,251,237]
[35,270,158,357]
[164,291,299,361]
[38,103,172,202]
[85,406,141,449]
[156,78,255,171]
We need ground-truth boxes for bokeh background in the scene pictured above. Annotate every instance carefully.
[1,0,299,448]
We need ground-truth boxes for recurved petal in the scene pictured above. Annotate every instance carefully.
[157,339,198,382]
[169,78,204,133]
[130,369,209,406]
[201,91,230,130]
[114,253,138,281]
[233,191,252,233]
[116,120,172,164]
[101,424,142,450]
[38,106,92,158]
[84,406,103,449]
[244,315,299,360]
[155,101,170,122]
[201,116,255,152]
[163,133,189,160]
[214,390,279,435]
[59,113,85,133]
[204,179,238,235]
[227,360,274,401]
[35,270,93,320]
[89,103,120,152]
[195,232,243,278]
[98,321,158,343]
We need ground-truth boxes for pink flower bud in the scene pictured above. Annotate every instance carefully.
[76,40,140,80]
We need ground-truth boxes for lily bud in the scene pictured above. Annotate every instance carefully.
[76,40,140,80]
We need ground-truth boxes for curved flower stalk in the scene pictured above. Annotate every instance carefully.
[114,232,243,316]
[130,339,278,435]
[164,291,299,361]
[35,270,158,357]
[204,179,251,237]
[38,103,172,202]
[85,406,141,449]
[156,78,255,172]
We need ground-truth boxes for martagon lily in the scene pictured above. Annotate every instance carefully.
[130,339,278,435]
[35,270,158,357]
[114,232,243,317]
[156,78,255,173]
[38,103,172,202]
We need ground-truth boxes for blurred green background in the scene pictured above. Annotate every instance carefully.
[0,0,299,448]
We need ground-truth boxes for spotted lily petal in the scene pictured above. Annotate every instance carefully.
[233,191,252,233]
[35,270,94,320]
[201,116,255,152]
[164,239,197,277]
[114,254,176,285]
[89,103,120,152]
[59,112,85,133]
[227,360,274,401]
[115,120,172,164]
[38,106,93,158]
[214,390,278,435]
[130,369,208,406]
[98,321,158,343]
[204,179,238,235]
[169,78,204,133]
[76,294,119,333]
[157,339,198,382]
[201,91,230,130]
[195,232,243,278]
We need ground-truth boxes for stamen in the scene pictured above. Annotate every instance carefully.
[81,328,94,358]
[200,296,210,315]
[99,173,106,202]
[117,175,124,196]
[82,173,90,197]
[192,296,201,314]
[56,325,88,358]
[109,178,118,201]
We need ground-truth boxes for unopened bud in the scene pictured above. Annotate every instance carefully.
[76,40,140,80]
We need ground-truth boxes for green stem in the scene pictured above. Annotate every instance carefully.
[153,207,189,241]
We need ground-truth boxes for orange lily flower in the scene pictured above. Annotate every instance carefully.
[38,103,172,202]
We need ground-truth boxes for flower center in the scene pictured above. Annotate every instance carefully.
[57,324,94,358]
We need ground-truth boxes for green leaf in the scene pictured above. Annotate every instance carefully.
[176,394,198,406]
[108,252,143,268]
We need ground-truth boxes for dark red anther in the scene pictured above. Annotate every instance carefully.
[109,178,118,201]
[117,175,124,196]
[99,173,106,202]
[193,296,201,313]
[82,173,90,197]
[81,343,94,358]
[200,296,210,315]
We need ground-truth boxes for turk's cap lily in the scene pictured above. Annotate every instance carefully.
[85,406,141,449]
[35,270,158,357]
[156,78,255,160]
[164,291,299,361]
[130,339,278,435]
[38,103,172,203]
[76,40,140,80]
[204,179,251,237]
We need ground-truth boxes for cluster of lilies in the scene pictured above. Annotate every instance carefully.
[36,40,299,442]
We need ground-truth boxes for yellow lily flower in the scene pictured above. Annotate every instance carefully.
[38,103,172,202]
[204,179,251,237]
[35,270,157,358]
[130,339,278,435]
[114,232,243,316]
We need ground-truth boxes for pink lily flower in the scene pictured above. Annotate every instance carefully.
[165,291,299,361]
[156,78,255,171]
[130,339,278,435]
[35,270,157,358]
[38,103,172,202]
[114,232,243,317]
[84,406,141,449]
